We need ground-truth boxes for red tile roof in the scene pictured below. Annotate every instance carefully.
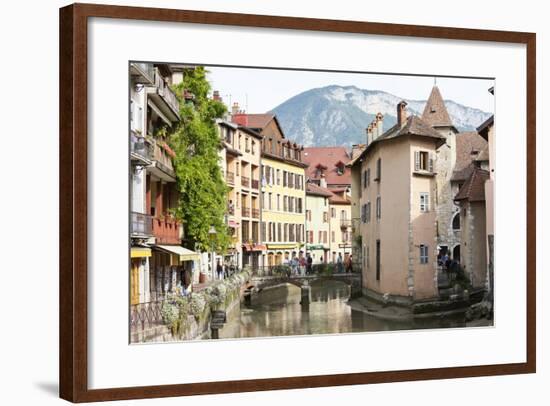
[454,166,489,202]
[232,113,275,130]
[306,183,334,197]
[303,147,352,186]
[451,131,488,181]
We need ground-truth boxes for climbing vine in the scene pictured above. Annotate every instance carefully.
[169,67,230,253]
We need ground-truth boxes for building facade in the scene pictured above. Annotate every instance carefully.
[305,184,332,263]
[350,101,445,302]
[218,120,264,271]
[231,109,307,268]
[129,63,199,306]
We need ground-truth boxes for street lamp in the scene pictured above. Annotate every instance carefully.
[208,226,217,280]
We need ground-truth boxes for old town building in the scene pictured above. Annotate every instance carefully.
[350,101,445,302]
[305,183,332,263]
[231,107,307,268]
[218,118,264,271]
[129,63,199,306]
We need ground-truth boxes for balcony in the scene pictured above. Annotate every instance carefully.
[130,62,154,85]
[340,219,352,229]
[252,208,260,219]
[226,171,235,186]
[147,68,180,122]
[242,207,250,217]
[148,139,176,182]
[251,179,259,190]
[130,132,152,165]
[241,176,250,188]
[152,216,181,245]
[131,211,153,238]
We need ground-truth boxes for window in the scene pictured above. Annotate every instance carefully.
[268,193,272,210]
[452,212,461,230]
[277,194,280,211]
[277,223,282,242]
[420,193,429,212]
[415,151,433,172]
[336,163,344,175]
[376,196,381,220]
[331,208,336,218]
[283,171,287,187]
[236,161,240,176]
[361,204,367,223]
[367,201,371,223]
[366,245,370,269]
[374,158,381,181]
[341,210,346,220]
[245,137,250,152]
[376,240,381,281]
[251,140,255,155]
[276,169,280,185]
[283,196,288,212]
[332,231,336,243]
[323,212,328,223]
[318,231,322,243]
[420,244,429,264]
[306,210,311,222]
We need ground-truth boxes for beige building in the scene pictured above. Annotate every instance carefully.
[305,183,332,263]
[327,187,352,265]
[454,166,489,289]
[350,101,445,302]
[218,119,263,270]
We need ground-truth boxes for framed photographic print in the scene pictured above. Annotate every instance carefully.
[59,3,536,402]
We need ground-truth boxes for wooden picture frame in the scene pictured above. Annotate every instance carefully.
[59,3,536,402]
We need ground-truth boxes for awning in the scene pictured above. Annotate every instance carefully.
[242,243,266,252]
[131,247,152,258]
[154,245,200,261]
[267,243,299,250]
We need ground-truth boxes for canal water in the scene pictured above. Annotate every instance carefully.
[219,280,472,339]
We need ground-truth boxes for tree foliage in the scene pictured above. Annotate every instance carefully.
[169,67,230,252]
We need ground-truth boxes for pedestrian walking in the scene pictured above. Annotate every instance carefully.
[216,259,223,280]
[306,253,313,275]
[337,253,344,273]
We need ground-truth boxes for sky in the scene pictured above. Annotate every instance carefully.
[204,65,495,114]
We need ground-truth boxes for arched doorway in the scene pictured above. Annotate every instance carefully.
[453,245,461,262]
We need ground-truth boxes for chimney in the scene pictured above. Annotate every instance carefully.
[320,175,327,189]
[375,113,384,137]
[231,102,240,116]
[397,101,408,128]
[231,106,248,126]
[213,90,221,101]
[366,124,373,144]
[371,120,378,141]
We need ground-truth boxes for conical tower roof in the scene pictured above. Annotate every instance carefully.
[421,85,453,128]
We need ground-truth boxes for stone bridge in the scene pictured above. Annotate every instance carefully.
[247,272,362,305]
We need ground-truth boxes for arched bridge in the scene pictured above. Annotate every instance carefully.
[247,267,362,304]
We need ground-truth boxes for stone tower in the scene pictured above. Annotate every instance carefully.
[421,85,460,260]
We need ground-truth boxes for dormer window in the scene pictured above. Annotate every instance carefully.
[336,161,345,175]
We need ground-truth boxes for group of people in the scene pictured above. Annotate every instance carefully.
[283,252,353,275]
[216,259,237,280]
[438,253,459,278]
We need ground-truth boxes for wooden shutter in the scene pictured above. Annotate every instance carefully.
[415,151,420,171]
[131,260,140,305]
[429,154,434,173]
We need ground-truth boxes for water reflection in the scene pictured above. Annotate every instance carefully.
[219,281,469,340]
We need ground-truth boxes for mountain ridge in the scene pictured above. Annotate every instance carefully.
[269,85,491,147]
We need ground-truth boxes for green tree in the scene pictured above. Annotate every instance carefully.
[169,67,230,253]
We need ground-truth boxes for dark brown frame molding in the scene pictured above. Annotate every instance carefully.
[59,3,536,402]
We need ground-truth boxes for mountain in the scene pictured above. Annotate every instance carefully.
[270,85,492,147]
